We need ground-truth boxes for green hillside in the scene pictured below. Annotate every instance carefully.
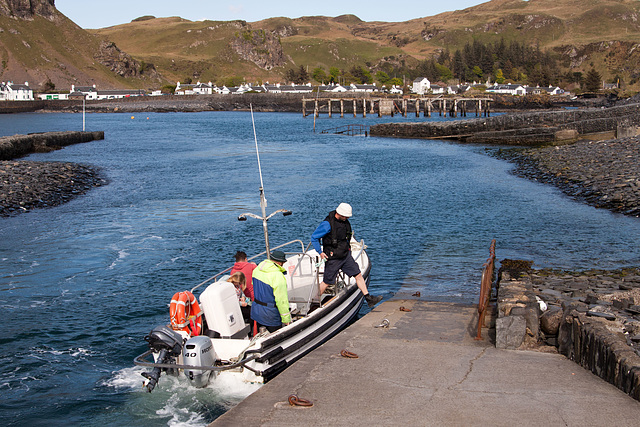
[4,0,640,91]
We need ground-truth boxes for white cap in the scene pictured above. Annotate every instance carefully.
[336,203,352,218]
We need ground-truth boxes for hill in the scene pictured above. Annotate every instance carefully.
[3,0,640,92]
[91,0,640,90]
[0,0,162,90]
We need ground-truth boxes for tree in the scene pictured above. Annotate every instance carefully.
[388,77,403,86]
[472,65,483,79]
[350,65,372,84]
[584,68,602,92]
[312,67,327,84]
[495,69,505,84]
[329,67,341,84]
[297,65,309,84]
[376,71,390,84]
[42,79,55,92]
[183,77,192,84]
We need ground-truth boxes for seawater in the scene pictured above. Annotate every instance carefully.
[1,111,639,426]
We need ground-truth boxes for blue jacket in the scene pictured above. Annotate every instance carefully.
[250,259,291,327]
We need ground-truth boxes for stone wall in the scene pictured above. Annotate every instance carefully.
[370,103,640,145]
[0,131,104,160]
[496,266,640,401]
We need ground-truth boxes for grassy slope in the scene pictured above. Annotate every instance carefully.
[5,0,637,90]
[0,13,159,90]
[91,0,640,86]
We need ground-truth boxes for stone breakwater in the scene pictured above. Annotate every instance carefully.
[370,103,640,145]
[0,131,106,217]
[0,131,105,160]
[0,161,106,217]
[496,136,640,217]
[496,262,640,400]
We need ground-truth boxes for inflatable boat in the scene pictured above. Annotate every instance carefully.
[134,237,370,391]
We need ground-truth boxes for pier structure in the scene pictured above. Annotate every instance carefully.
[302,97,492,118]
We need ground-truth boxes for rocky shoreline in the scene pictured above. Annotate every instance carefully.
[494,136,640,217]
[0,161,106,217]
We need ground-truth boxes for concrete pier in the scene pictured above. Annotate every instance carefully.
[212,300,640,426]
[302,97,491,118]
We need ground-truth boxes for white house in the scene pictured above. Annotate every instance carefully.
[71,84,98,100]
[95,89,146,99]
[486,84,526,96]
[429,84,446,95]
[192,81,214,95]
[411,77,430,95]
[388,85,403,94]
[0,81,34,101]
[350,83,378,92]
[38,93,69,100]
[319,84,347,93]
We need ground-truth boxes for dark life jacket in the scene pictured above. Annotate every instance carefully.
[322,210,353,260]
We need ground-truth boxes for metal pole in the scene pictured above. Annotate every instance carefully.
[82,96,86,131]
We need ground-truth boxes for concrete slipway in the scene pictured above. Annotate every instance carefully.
[212,300,640,426]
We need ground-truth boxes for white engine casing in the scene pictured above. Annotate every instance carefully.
[200,280,244,337]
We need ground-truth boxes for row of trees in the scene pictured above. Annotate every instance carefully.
[285,39,611,92]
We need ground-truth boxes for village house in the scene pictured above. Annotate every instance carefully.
[411,77,430,95]
[319,83,347,92]
[350,83,378,92]
[0,81,34,101]
[486,83,526,96]
[526,85,565,96]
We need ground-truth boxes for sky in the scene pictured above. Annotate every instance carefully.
[55,0,489,29]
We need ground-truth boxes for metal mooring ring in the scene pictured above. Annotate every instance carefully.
[340,349,359,358]
[289,394,313,407]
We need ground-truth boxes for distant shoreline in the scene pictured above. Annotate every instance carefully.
[0,93,592,115]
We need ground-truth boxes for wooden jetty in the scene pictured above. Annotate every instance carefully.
[302,97,492,118]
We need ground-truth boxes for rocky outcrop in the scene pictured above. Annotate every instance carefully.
[0,0,56,20]
[94,41,160,79]
[231,29,288,70]
[0,160,105,216]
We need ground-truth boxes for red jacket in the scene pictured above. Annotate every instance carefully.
[230,261,256,300]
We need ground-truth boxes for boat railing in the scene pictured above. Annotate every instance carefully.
[190,239,308,294]
[476,239,496,340]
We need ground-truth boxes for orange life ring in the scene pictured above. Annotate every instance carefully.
[169,291,202,336]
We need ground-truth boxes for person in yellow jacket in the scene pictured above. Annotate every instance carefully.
[250,250,291,333]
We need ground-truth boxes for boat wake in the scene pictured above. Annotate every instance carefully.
[103,366,262,426]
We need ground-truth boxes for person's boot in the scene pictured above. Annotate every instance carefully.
[365,294,383,308]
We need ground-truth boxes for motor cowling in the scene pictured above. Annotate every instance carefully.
[183,336,217,388]
[142,325,184,392]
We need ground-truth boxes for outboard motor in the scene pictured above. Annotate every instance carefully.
[142,325,184,392]
[183,336,217,388]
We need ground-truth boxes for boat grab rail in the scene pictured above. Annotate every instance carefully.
[191,239,307,293]
[134,350,261,375]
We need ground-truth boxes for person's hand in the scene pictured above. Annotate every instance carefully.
[320,252,328,260]
[284,322,290,326]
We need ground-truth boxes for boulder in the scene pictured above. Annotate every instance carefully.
[540,306,563,335]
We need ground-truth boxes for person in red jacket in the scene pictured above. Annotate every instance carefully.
[230,251,256,301]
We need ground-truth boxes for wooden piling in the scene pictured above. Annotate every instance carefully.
[340,99,344,118]
[328,99,332,118]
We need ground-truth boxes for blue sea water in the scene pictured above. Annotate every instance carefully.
[1,111,639,426]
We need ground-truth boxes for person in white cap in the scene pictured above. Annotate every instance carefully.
[311,203,383,308]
